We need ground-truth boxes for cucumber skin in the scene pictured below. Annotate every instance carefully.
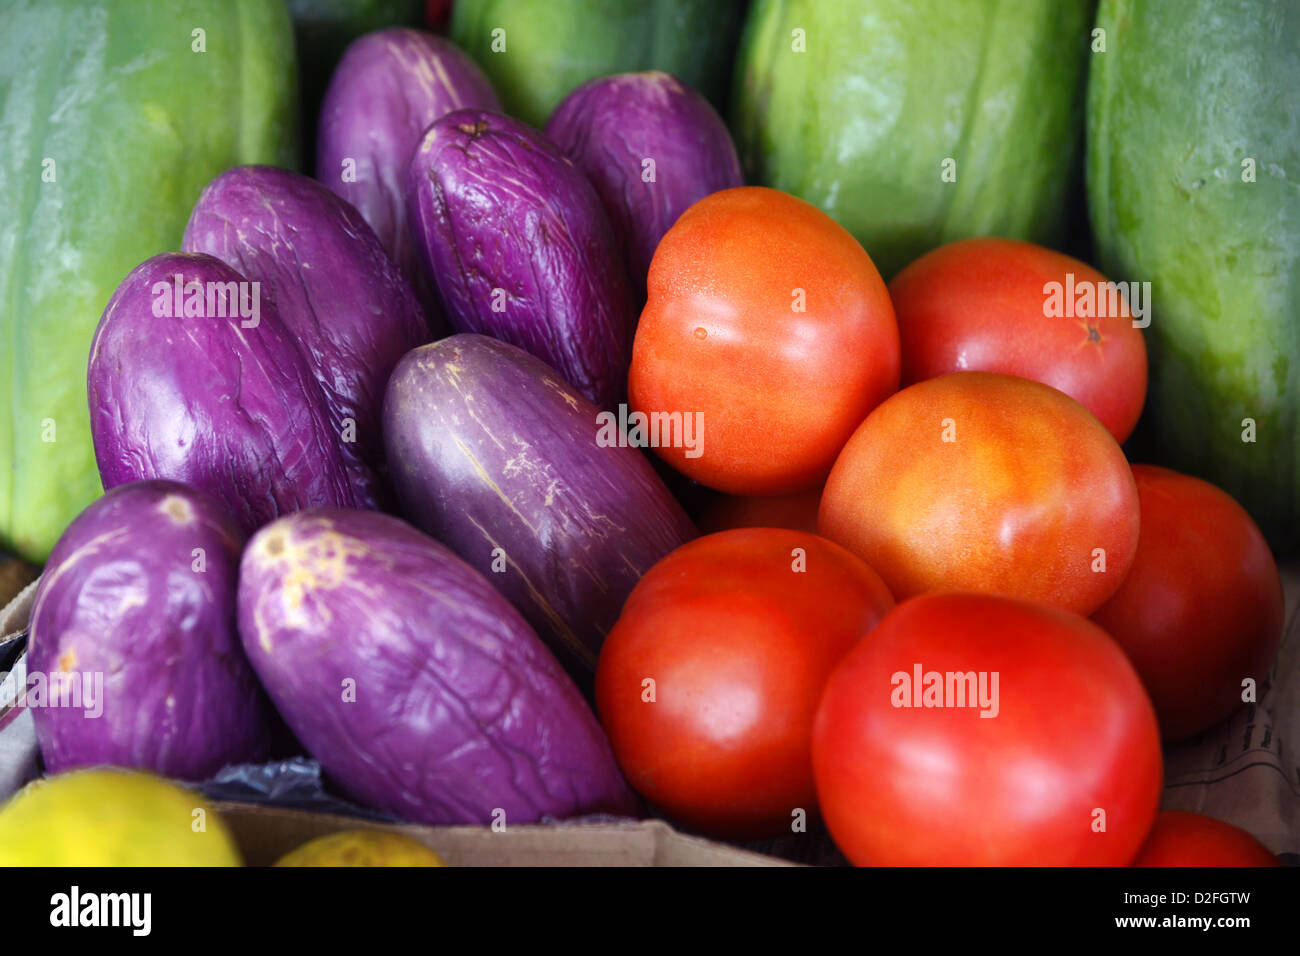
[1088,0,1300,552]
[0,0,299,562]
[450,0,744,129]
[733,0,1093,278]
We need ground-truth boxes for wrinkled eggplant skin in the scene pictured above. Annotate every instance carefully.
[28,481,271,780]
[88,252,372,534]
[406,109,636,410]
[316,28,500,323]
[182,165,429,504]
[237,508,638,825]
[545,71,744,296]
[383,334,697,673]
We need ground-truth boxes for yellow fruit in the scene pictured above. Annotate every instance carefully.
[274,829,447,867]
[0,768,241,866]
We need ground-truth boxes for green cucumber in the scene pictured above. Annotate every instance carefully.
[733,0,1092,278]
[450,0,743,128]
[0,0,299,562]
[1088,0,1300,552]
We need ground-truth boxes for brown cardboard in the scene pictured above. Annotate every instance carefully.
[213,802,795,866]
[0,560,38,614]
[0,579,36,643]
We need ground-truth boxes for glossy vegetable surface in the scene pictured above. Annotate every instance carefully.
[183,164,429,501]
[450,0,743,127]
[1131,812,1280,867]
[28,481,270,779]
[238,508,638,825]
[1088,0,1300,552]
[317,26,500,319]
[734,0,1090,277]
[1092,465,1284,740]
[820,372,1139,615]
[0,0,298,562]
[407,109,635,409]
[630,186,899,495]
[596,529,893,840]
[88,252,370,533]
[889,238,1148,444]
[813,592,1163,865]
[545,71,743,296]
[383,334,696,672]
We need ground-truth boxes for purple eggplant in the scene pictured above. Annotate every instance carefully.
[383,334,696,672]
[406,109,636,410]
[182,165,429,503]
[545,71,744,296]
[237,508,638,825]
[28,480,270,780]
[88,252,374,532]
[316,27,500,321]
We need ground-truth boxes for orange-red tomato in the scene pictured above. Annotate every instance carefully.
[594,528,894,840]
[629,186,899,496]
[819,372,1139,615]
[812,593,1163,866]
[697,487,822,535]
[889,238,1148,443]
[1092,465,1284,741]
[1132,812,1280,867]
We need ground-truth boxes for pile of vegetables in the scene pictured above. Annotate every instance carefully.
[0,0,1294,868]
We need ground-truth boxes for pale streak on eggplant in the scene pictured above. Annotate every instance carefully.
[34,527,133,595]
[450,435,539,535]
[247,518,383,651]
[461,512,593,669]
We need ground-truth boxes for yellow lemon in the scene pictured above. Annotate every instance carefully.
[0,768,241,866]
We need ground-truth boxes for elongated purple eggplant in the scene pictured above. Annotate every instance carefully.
[406,109,636,410]
[317,27,500,321]
[28,481,270,780]
[88,252,373,532]
[237,508,638,825]
[383,334,696,672]
[545,71,744,296]
[182,165,429,502]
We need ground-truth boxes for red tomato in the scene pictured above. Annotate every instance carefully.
[425,0,453,30]
[629,187,899,496]
[594,528,894,840]
[697,487,822,535]
[819,372,1139,615]
[889,238,1148,443]
[812,593,1163,866]
[1132,812,1280,867]
[1092,465,1284,741]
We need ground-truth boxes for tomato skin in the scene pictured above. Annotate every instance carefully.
[819,372,1139,615]
[629,186,899,496]
[1132,812,1280,867]
[1092,465,1284,741]
[812,593,1163,866]
[889,238,1148,443]
[594,528,894,840]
